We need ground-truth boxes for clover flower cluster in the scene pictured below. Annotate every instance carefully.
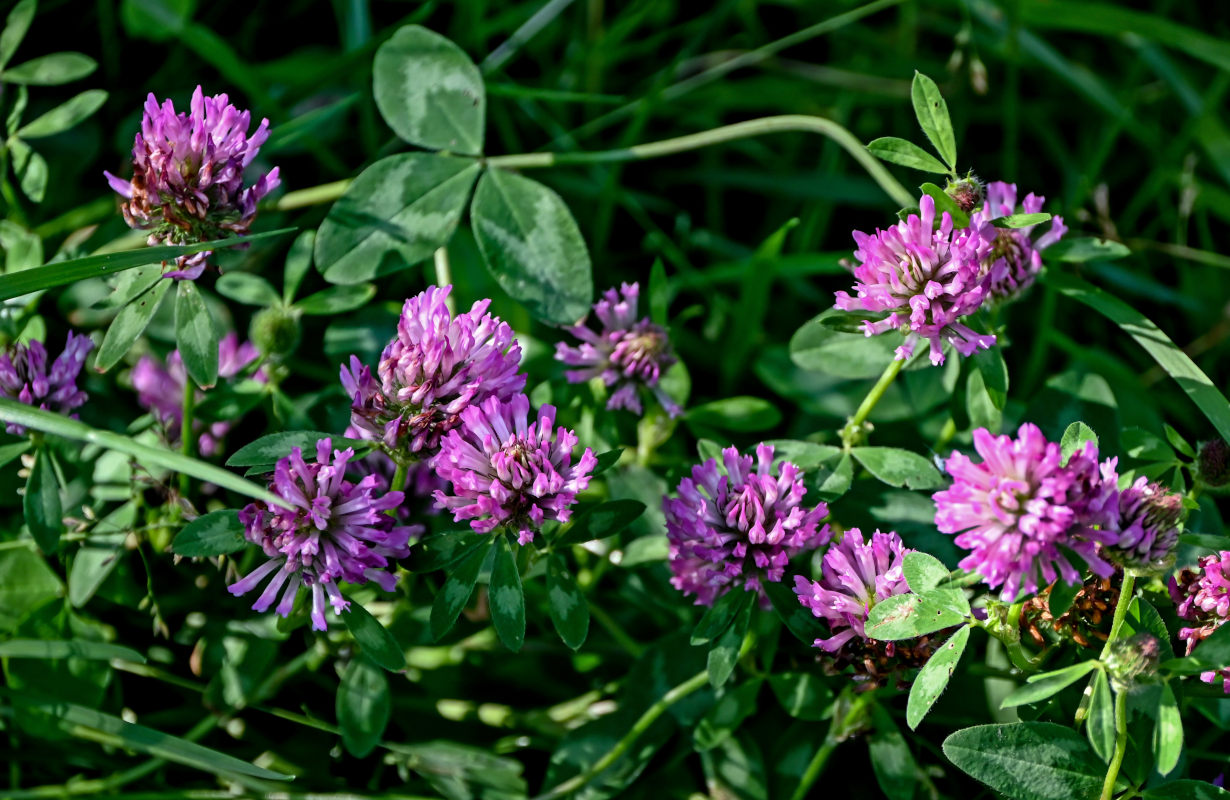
[934,423,1183,600]
[792,528,936,687]
[1171,552,1230,693]
[0,332,93,435]
[555,282,681,417]
[835,195,996,365]
[133,333,265,456]
[229,439,420,631]
[433,394,597,545]
[341,285,525,458]
[104,87,280,280]
[664,444,830,606]
[972,181,1067,302]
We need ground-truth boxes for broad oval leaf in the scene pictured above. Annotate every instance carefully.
[768,671,833,722]
[226,431,369,468]
[295,284,376,315]
[216,271,280,307]
[903,551,949,594]
[172,509,245,558]
[337,656,390,758]
[1154,682,1183,776]
[0,0,35,72]
[96,277,171,372]
[1060,421,1098,464]
[342,601,405,672]
[1044,237,1130,263]
[851,446,943,490]
[174,280,219,388]
[2,51,96,85]
[489,536,525,652]
[430,541,490,641]
[692,588,751,646]
[24,446,62,554]
[907,625,970,730]
[867,137,950,174]
[555,499,645,547]
[406,530,489,573]
[546,554,588,651]
[314,153,479,284]
[1143,781,1230,799]
[991,212,1052,229]
[694,679,761,751]
[910,72,955,170]
[373,24,485,155]
[865,592,966,640]
[999,661,1099,709]
[685,397,781,433]
[942,722,1105,800]
[789,315,903,379]
[471,168,593,325]
[1087,670,1115,762]
[17,89,107,138]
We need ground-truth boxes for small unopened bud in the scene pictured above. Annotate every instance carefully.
[250,306,301,360]
[946,174,985,214]
[1198,439,1230,488]
[1106,632,1161,691]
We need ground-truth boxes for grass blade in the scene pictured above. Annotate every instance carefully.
[1049,272,1230,443]
[0,398,289,509]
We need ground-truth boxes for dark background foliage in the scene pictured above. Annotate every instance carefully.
[4,0,1230,797]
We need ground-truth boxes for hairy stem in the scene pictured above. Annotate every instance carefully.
[1099,688,1129,800]
[841,358,905,447]
[1099,571,1137,661]
[535,669,710,799]
[434,246,455,313]
[268,115,915,213]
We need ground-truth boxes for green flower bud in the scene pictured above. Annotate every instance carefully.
[1198,438,1230,488]
[946,174,985,214]
[1105,632,1161,692]
[250,306,301,360]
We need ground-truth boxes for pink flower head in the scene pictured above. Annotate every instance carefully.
[971,182,1067,302]
[1170,552,1230,692]
[433,393,597,544]
[342,285,525,459]
[0,332,94,435]
[1104,477,1183,572]
[835,194,996,365]
[132,333,264,456]
[933,423,1119,600]
[229,438,419,631]
[103,86,280,280]
[794,528,911,653]
[664,444,831,606]
[555,282,681,417]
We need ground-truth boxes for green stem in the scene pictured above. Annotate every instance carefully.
[433,246,455,314]
[1099,688,1129,800]
[270,178,352,212]
[178,378,195,497]
[1002,600,1048,672]
[534,670,710,799]
[1099,572,1137,662]
[840,358,905,447]
[266,115,915,214]
[588,602,644,658]
[789,689,870,800]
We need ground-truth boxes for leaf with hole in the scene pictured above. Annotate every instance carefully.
[907,625,969,730]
